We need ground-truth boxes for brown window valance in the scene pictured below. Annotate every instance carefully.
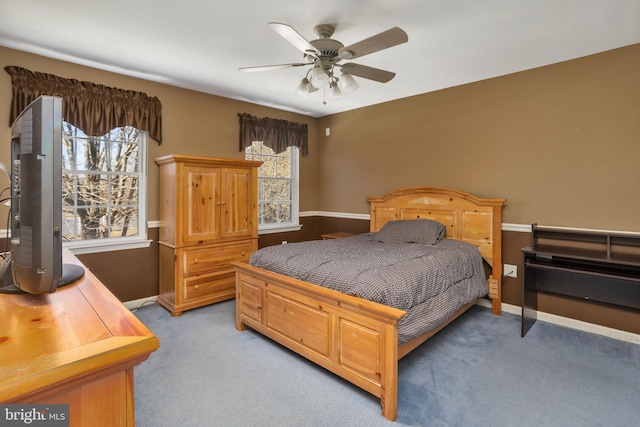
[238,113,308,157]
[5,66,163,143]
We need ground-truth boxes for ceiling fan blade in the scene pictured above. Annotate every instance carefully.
[268,22,320,57]
[338,27,408,60]
[339,63,396,83]
[239,63,310,72]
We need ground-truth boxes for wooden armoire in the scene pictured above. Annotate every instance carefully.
[155,154,262,316]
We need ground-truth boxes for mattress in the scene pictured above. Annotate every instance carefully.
[249,233,488,342]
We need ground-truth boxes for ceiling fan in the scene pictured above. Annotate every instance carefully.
[240,22,408,101]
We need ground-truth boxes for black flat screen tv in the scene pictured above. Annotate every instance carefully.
[0,95,84,294]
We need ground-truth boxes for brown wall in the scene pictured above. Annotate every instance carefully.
[1,44,638,333]
[0,46,321,219]
[317,44,640,232]
[0,46,319,301]
[311,44,640,334]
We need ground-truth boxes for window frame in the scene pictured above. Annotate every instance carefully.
[61,123,150,254]
[246,142,301,235]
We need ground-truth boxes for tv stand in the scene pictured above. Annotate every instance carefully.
[58,263,86,286]
[0,250,159,425]
[522,224,640,336]
[0,261,85,294]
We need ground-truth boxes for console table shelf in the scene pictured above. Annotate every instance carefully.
[522,224,640,336]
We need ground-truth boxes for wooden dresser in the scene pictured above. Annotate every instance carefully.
[156,155,261,316]
[0,251,159,426]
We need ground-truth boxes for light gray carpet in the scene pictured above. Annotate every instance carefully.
[133,300,640,427]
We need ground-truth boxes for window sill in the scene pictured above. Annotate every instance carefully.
[258,224,302,235]
[64,238,152,255]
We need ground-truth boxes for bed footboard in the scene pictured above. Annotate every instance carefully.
[233,262,406,421]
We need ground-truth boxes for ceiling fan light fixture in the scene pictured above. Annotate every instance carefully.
[329,82,342,101]
[338,72,359,94]
[295,78,318,97]
[309,66,330,88]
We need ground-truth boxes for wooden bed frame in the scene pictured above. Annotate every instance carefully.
[233,187,505,421]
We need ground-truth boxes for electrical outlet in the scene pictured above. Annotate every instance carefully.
[503,263,517,278]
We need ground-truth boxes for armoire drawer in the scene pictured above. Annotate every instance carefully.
[184,272,235,301]
[183,242,252,276]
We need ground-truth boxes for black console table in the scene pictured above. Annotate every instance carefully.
[521,224,640,336]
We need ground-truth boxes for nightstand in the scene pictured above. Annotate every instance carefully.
[321,232,357,240]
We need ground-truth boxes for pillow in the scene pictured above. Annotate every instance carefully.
[375,219,446,245]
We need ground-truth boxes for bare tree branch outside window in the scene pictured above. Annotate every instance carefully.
[62,123,142,241]
[245,141,293,225]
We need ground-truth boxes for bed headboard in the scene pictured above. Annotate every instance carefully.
[368,187,506,314]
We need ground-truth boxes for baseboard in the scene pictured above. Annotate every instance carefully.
[124,295,158,311]
[477,299,640,345]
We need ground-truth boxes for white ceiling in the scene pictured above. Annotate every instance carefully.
[1,0,639,118]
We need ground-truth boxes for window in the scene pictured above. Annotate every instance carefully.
[61,122,149,253]
[245,141,300,233]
